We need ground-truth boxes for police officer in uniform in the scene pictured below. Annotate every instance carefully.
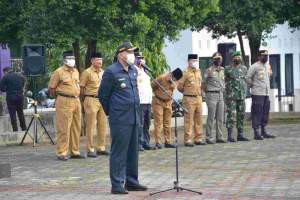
[203,52,226,144]
[224,51,249,142]
[48,51,85,161]
[178,54,205,147]
[151,68,182,149]
[0,67,27,132]
[80,52,109,158]
[134,51,156,151]
[99,41,147,194]
[246,50,276,140]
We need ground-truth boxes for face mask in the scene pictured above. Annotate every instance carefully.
[65,59,75,67]
[233,59,241,65]
[126,53,135,65]
[191,62,199,68]
[213,60,221,66]
[260,56,268,63]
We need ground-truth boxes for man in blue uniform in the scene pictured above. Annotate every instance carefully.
[98,41,147,194]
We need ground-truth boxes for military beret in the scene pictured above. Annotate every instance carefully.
[259,50,268,56]
[117,41,137,53]
[188,54,198,60]
[231,51,241,57]
[171,68,183,81]
[91,52,102,59]
[63,50,74,58]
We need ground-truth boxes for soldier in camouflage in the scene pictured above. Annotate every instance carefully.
[224,51,249,142]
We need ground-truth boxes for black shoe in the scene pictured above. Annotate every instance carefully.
[237,132,250,141]
[216,139,226,143]
[139,146,145,151]
[194,141,206,145]
[165,143,176,148]
[69,154,86,159]
[261,127,276,138]
[206,139,215,144]
[184,142,194,147]
[87,151,98,158]
[227,128,236,142]
[156,143,162,149]
[143,145,156,150]
[111,187,128,194]
[97,150,110,156]
[125,184,148,191]
[254,128,264,140]
[57,155,68,161]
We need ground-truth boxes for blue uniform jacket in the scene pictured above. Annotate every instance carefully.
[98,61,140,125]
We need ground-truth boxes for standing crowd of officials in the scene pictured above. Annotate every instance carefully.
[0,41,276,195]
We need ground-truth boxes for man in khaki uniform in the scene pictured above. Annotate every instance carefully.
[178,54,205,147]
[48,51,84,161]
[80,52,109,158]
[152,68,182,149]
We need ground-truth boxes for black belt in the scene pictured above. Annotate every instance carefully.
[85,95,98,98]
[184,95,198,97]
[206,91,220,93]
[155,96,171,102]
[57,93,78,98]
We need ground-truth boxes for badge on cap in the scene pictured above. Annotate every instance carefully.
[121,82,126,88]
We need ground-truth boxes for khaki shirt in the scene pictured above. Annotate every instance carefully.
[246,61,271,96]
[177,67,202,96]
[203,65,225,92]
[48,65,80,97]
[80,66,103,96]
[151,73,176,101]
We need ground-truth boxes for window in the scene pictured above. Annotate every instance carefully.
[285,54,294,96]
[269,54,281,89]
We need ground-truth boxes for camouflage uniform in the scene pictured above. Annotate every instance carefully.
[224,64,247,132]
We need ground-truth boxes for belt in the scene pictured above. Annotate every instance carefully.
[184,95,198,97]
[206,91,220,93]
[57,93,78,98]
[85,95,98,98]
[155,96,171,102]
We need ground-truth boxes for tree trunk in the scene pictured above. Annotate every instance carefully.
[72,39,81,72]
[237,28,247,67]
[248,33,262,65]
[85,39,97,68]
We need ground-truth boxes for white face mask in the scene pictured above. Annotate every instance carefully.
[191,62,199,68]
[65,59,75,67]
[126,53,135,65]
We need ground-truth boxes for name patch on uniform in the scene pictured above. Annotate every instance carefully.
[118,78,126,81]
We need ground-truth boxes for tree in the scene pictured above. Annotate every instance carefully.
[191,0,285,65]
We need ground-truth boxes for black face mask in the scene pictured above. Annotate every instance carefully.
[213,60,221,66]
[233,59,241,65]
[260,56,268,63]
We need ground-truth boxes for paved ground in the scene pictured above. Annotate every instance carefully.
[1,124,300,200]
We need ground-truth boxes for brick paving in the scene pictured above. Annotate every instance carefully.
[1,124,300,199]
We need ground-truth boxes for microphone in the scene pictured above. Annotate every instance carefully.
[141,64,153,73]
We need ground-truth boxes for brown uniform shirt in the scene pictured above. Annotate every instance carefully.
[177,67,202,96]
[151,73,176,101]
[48,65,80,97]
[80,66,103,96]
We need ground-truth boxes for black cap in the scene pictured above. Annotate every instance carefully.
[188,54,198,60]
[91,52,102,59]
[171,68,183,81]
[116,41,137,53]
[63,50,74,58]
[259,50,268,56]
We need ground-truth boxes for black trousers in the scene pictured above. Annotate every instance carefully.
[6,96,26,132]
[139,104,151,148]
[251,95,270,129]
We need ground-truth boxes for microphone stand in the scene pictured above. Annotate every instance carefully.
[142,67,202,196]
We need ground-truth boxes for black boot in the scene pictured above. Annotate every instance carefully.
[253,128,264,140]
[227,128,236,142]
[237,130,249,141]
[261,126,276,139]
